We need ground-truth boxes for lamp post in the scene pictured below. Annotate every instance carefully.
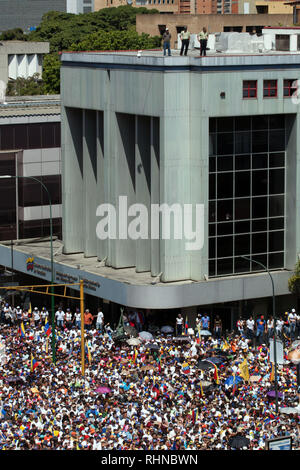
[0,175,56,364]
[241,255,279,414]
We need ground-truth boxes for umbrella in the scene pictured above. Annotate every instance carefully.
[161,326,174,334]
[126,337,141,346]
[200,330,212,336]
[139,331,153,341]
[173,336,191,342]
[205,356,224,365]
[228,435,250,449]
[197,360,215,371]
[279,406,300,415]
[225,376,243,387]
[124,326,138,338]
[249,375,261,383]
[140,365,155,371]
[201,380,212,388]
[145,343,160,350]
[5,376,23,384]
[95,386,111,394]
[267,391,283,399]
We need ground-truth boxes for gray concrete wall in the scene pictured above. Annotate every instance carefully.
[61,52,300,285]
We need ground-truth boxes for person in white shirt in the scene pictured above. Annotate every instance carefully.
[96,308,104,333]
[74,309,81,329]
[246,316,254,340]
[55,308,65,330]
[16,306,23,325]
[65,309,73,330]
[276,317,284,339]
[266,317,274,342]
[288,309,297,340]
[176,314,184,336]
[33,307,40,327]
[41,307,49,325]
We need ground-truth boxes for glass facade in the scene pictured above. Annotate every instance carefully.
[209,115,286,277]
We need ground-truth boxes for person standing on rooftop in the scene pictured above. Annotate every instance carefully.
[162,27,171,57]
[180,27,191,56]
[198,27,208,57]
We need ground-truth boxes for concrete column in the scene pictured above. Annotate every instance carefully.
[286,114,300,269]
[135,115,151,272]
[151,117,160,277]
[190,115,209,281]
[160,72,191,282]
[110,112,136,268]
[83,109,98,257]
[290,34,298,52]
[96,110,107,262]
[62,106,84,254]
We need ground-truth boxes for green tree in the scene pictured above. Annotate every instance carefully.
[288,259,300,296]
[71,29,161,52]
[0,28,27,41]
[6,73,44,96]
[42,53,61,94]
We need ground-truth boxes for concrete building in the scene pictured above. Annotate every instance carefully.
[94,0,179,14]
[0,41,50,90]
[22,44,294,326]
[0,1,67,33]
[1,41,299,327]
[0,95,61,241]
[136,13,294,47]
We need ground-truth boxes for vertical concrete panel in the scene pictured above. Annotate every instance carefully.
[61,106,84,253]
[151,117,160,277]
[136,115,151,272]
[110,112,136,268]
[286,113,300,269]
[83,109,98,257]
[96,110,107,262]
[160,73,191,282]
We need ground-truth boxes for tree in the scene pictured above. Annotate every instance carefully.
[0,28,27,41]
[42,53,61,94]
[288,259,300,296]
[6,73,44,96]
[71,29,161,52]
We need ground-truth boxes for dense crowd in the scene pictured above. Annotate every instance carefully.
[0,301,299,450]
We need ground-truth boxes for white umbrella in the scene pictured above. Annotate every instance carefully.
[161,325,174,334]
[200,330,212,336]
[279,406,300,415]
[139,331,153,342]
[126,337,141,346]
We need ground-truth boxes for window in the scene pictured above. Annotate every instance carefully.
[263,80,277,98]
[243,80,257,99]
[283,79,297,98]
[208,115,286,278]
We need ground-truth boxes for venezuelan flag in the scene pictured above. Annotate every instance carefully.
[44,322,51,337]
[19,322,26,338]
[30,354,38,372]
[85,342,92,364]
[212,363,219,384]
[185,316,189,335]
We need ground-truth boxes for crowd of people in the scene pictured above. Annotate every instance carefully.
[0,300,299,450]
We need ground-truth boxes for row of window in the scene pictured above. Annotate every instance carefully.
[243,79,297,99]
[0,122,61,151]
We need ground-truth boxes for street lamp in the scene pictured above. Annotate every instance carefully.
[241,255,279,414]
[0,175,56,363]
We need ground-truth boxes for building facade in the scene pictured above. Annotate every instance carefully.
[51,48,299,322]
[136,13,294,47]
[0,95,61,241]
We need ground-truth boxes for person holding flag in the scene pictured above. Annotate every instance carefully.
[18,321,26,339]
[30,353,38,372]
[185,316,189,336]
[239,357,250,383]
